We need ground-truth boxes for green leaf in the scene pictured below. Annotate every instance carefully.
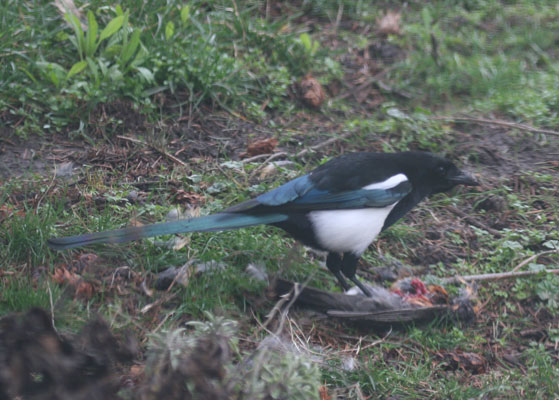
[85,11,98,57]
[115,5,124,16]
[107,65,123,82]
[64,13,85,59]
[311,40,319,55]
[36,61,66,87]
[136,67,154,82]
[129,46,148,68]
[180,5,190,24]
[165,21,175,40]
[98,59,108,77]
[49,70,60,87]
[121,11,130,44]
[120,29,141,65]
[299,33,311,52]
[421,8,432,28]
[66,60,87,79]
[99,15,124,42]
[86,57,99,84]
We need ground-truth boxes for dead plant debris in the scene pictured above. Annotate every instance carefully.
[298,74,327,108]
[240,137,279,158]
[0,308,137,399]
[377,11,402,36]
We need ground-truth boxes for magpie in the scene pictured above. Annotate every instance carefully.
[47,151,477,296]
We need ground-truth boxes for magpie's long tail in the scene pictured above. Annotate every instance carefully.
[47,212,288,250]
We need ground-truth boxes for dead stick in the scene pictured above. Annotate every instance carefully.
[242,152,286,163]
[116,135,188,167]
[448,206,502,237]
[443,269,559,284]
[431,116,559,137]
[295,131,353,157]
[247,131,354,178]
[512,250,559,272]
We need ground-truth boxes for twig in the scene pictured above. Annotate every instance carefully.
[295,131,353,157]
[334,3,343,34]
[242,152,286,163]
[47,282,57,333]
[431,116,559,137]
[116,135,188,167]
[512,250,559,272]
[442,268,559,284]
[259,282,301,333]
[36,174,57,210]
[247,131,353,165]
[334,67,408,101]
[152,311,174,334]
[246,131,354,178]
[448,206,502,237]
[140,291,179,314]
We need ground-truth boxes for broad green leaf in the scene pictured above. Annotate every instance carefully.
[99,15,124,42]
[129,46,148,68]
[180,5,190,24]
[115,5,124,16]
[108,65,123,81]
[311,40,319,55]
[65,13,85,58]
[98,58,108,76]
[86,57,99,84]
[36,61,66,74]
[143,86,167,96]
[104,44,122,58]
[120,29,141,64]
[67,60,87,79]
[50,71,60,87]
[421,8,432,27]
[165,21,175,40]
[300,33,311,52]
[121,11,130,44]
[37,61,66,87]
[136,67,154,82]
[85,11,98,57]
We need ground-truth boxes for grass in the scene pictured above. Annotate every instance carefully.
[1,0,559,398]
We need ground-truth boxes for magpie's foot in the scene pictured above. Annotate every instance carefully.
[334,271,352,292]
[349,275,373,297]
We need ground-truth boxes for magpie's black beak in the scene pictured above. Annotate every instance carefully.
[450,170,478,186]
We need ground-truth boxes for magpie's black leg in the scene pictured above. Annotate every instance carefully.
[326,252,351,291]
[341,252,373,297]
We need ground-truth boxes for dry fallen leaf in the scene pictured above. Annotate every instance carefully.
[53,266,80,286]
[52,266,96,300]
[319,385,332,400]
[298,74,326,108]
[75,281,95,300]
[130,364,145,379]
[171,189,206,205]
[241,137,278,158]
[75,253,99,273]
[438,350,487,374]
[377,11,401,35]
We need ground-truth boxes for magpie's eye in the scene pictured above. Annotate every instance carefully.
[436,165,447,175]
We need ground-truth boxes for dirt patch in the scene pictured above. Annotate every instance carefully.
[0,308,137,399]
[451,123,559,177]
[0,137,50,179]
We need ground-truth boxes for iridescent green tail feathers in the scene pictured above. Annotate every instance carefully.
[47,212,288,250]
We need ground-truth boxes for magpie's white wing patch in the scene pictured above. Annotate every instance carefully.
[309,205,397,255]
[308,173,408,255]
[363,173,408,190]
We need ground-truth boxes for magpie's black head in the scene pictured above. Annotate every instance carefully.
[403,152,478,195]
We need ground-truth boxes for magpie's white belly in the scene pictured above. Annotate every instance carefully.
[309,205,396,255]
